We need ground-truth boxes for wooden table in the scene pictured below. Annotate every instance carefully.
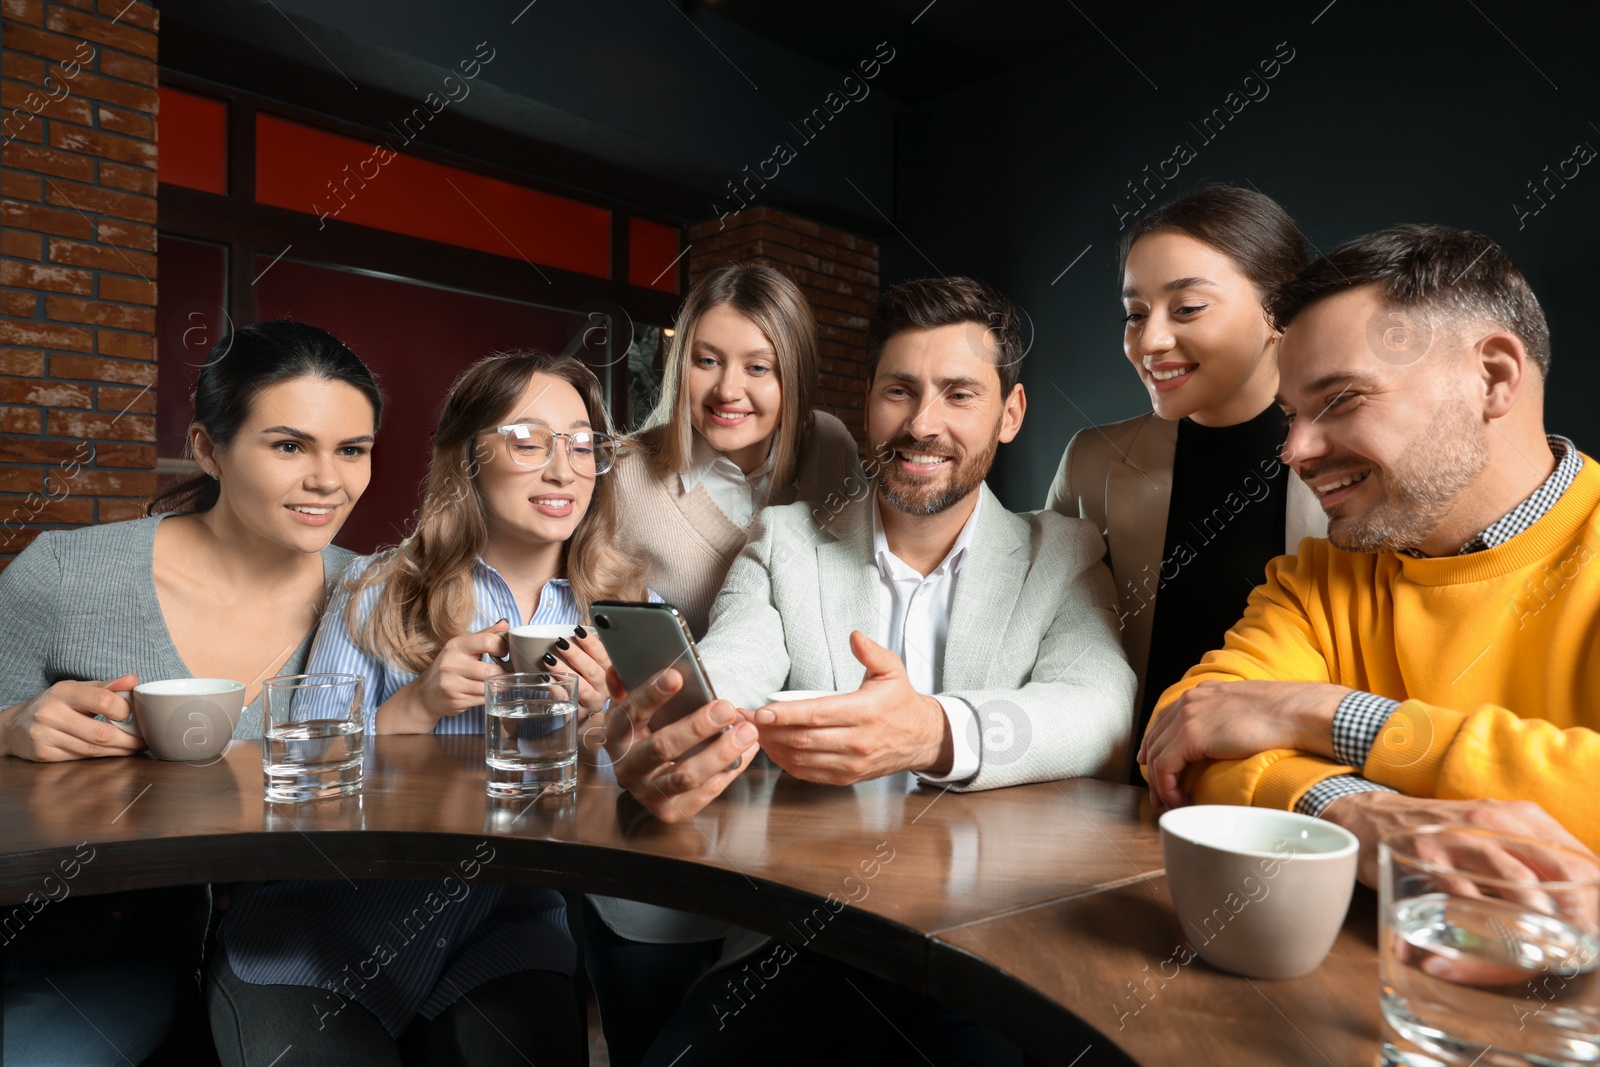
[0,735,1381,1063]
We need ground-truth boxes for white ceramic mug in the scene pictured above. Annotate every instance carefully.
[1159,805,1359,980]
[506,624,575,674]
[765,690,839,703]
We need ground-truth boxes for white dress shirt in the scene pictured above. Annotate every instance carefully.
[680,430,775,528]
[871,491,984,783]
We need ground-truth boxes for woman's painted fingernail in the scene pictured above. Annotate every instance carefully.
[574,626,588,639]
[555,637,571,650]
[542,653,558,667]
[494,617,509,627]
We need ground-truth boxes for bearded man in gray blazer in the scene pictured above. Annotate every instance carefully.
[605,275,1135,821]
[592,276,1134,1067]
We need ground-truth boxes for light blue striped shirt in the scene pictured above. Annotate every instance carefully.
[223,555,586,1035]
[306,556,584,735]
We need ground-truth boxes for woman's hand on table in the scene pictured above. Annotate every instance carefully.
[598,666,758,824]
[0,675,143,761]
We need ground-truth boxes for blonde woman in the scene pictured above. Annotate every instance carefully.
[592,262,861,1066]
[210,352,641,1067]
[616,261,863,638]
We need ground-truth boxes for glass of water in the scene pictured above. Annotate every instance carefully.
[262,673,365,802]
[1380,824,1600,1066]
[484,672,578,799]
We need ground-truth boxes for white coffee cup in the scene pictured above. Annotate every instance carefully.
[1159,805,1358,980]
[765,690,839,703]
[506,624,575,674]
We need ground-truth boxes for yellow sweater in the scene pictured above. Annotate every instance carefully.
[1153,456,1600,849]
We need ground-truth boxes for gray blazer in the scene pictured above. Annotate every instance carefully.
[698,483,1137,789]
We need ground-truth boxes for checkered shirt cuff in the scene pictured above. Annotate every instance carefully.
[1331,690,1401,769]
[1295,774,1398,818]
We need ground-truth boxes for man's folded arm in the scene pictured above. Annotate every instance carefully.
[1155,551,1600,842]
[1294,774,1397,818]
[1354,698,1600,848]
[1277,691,1400,815]
[1179,688,1600,847]
[1153,551,1360,809]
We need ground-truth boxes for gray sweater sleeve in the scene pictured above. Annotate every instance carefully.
[0,534,64,708]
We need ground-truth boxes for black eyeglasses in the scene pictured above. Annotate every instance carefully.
[489,424,617,476]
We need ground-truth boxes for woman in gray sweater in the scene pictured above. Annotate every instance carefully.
[0,320,381,1067]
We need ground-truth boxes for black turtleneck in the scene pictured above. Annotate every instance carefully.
[1137,403,1290,746]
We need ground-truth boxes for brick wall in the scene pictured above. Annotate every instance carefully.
[686,206,878,450]
[0,0,158,567]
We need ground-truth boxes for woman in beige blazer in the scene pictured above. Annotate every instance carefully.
[1048,186,1327,759]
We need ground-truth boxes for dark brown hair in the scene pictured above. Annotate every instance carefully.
[1269,224,1551,376]
[865,276,1026,394]
[347,351,644,673]
[1119,185,1307,309]
[148,319,383,515]
[640,261,819,501]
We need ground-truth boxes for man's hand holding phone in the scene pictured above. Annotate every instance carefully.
[603,666,759,824]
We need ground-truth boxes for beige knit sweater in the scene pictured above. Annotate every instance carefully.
[613,411,863,637]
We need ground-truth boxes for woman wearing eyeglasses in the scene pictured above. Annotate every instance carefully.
[319,350,637,729]
[209,352,640,1067]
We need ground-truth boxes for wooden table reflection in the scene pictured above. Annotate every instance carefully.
[0,734,1379,1063]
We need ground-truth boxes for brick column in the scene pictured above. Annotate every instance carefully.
[0,0,158,567]
[686,207,878,449]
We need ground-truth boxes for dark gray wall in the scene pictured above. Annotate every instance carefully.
[886,2,1600,509]
[173,0,1600,513]
[208,0,902,222]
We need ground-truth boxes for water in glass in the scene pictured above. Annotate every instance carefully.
[485,673,577,799]
[263,674,365,802]
[1381,830,1600,1066]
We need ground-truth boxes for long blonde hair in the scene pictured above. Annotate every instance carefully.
[348,351,645,673]
[640,261,819,500]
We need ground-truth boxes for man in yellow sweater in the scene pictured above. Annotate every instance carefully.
[1137,224,1600,881]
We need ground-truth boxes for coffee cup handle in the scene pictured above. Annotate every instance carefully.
[101,691,142,738]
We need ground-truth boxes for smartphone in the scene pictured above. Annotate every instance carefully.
[591,601,717,732]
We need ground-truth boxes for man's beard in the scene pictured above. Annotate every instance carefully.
[874,423,1000,517]
[1315,399,1489,553]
